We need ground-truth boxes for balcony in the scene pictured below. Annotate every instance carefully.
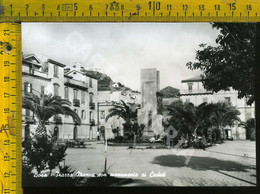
[90,119,95,126]
[54,115,62,125]
[89,102,95,109]
[73,99,80,107]
[64,77,88,91]
[34,69,48,78]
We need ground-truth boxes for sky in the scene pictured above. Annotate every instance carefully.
[22,23,220,91]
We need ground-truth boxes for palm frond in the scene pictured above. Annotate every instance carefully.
[63,107,81,125]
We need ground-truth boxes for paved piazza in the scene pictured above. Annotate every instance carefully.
[65,140,256,186]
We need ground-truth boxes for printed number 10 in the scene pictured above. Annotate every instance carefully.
[148,1,161,10]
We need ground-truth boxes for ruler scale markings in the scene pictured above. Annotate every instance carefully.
[0,22,22,194]
[153,1,155,17]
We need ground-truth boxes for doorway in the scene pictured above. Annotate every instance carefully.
[54,126,59,141]
[73,126,78,140]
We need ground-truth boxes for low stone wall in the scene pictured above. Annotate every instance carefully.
[107,142,163,147]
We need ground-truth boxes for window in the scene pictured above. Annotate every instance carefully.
[53,127,59,141]
[100,111,105,119]
[41,86,45,94]
[188,83,193,92]
[24,82,32,93]
[203,98,207,103]
[89,78,93,88]
[65,87,69,99]
[54,84,59,96]
[54,65,58,77]
[225,97,231,103]
[25,109,30,117]
[89,111,93,120]
[148,111,152,127]
[81,91,85,104]
[89,93,94,103]
[73,89,78,99]
[81,110,86,119]
[185,98,190,103]
[29,67,34,74]
[73,127,78,140]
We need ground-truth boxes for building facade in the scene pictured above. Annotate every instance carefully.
[22,54,98,141]
[97,89,141,139]
[180,76,255,140]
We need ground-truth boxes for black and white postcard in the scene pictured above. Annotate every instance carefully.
[21,23,256,187]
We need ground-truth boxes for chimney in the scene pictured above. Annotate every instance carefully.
[73,62,82,71]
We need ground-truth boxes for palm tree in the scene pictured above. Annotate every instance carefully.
[239,118,255,140]
[105,100,139,123]
[209,102,240,141]
[105,100,140,139]
[168,101,221,139]
[23,93,81,136]
[167,100,242,144]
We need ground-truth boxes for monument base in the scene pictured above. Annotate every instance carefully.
[141,131,155,140]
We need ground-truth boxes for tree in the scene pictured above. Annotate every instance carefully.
[186,23,256,105]
[167,101,221,139]
[22,92,80,177]
[22,93,81,136]
[112,127,119,137]
[106,100,142,141]
[209,102,240,141]
[105,100,139,123]
[167,100,240,142]
[23,132,67,175]
[239,118,255,141]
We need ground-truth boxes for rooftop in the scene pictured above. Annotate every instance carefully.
[181,75,203,83]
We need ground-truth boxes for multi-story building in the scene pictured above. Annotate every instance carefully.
[97,89,141,139]
[22,54,98,141]
[180,75,255,140]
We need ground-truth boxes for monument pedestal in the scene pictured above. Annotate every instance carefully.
[141,130,155,140]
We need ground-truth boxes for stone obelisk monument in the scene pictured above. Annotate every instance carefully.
[138,68,163,139]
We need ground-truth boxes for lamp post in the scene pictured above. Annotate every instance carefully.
[104,125,108,174]
[235,120,239,140]
[97,102,99,132]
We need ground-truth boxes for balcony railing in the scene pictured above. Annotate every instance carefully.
[64,77,88,90]
[180,89,213,95]
[90,119,95,126]
[73,99,80,107]
[54,115,62,125]
[34,69,48,78]
[89,102,95,109]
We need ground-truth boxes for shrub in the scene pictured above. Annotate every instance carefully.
[114,136,124,143]
[22,131,69,176]
[112,128,118,134]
